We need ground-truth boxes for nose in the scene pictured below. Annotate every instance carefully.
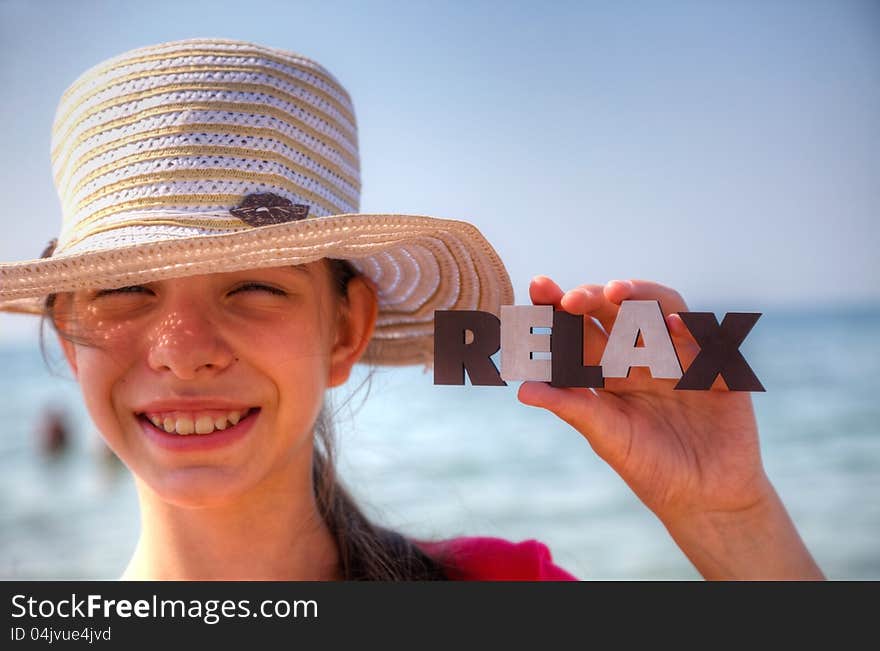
[146,296,236,379]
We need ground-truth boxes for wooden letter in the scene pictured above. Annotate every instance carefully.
[675,312,765,391]
[433,310,507,386]
[550,311,605,388]
[600,300,682,379]
[500,305,553,382]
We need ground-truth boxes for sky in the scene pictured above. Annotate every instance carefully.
[0,0,878,343]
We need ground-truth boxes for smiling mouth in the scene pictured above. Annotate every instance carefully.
[136,408,261,436]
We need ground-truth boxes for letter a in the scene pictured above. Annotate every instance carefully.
[600,300,682,379]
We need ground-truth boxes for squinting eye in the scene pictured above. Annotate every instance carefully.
[93,283,287,298]
[95,285,150,297]
[233,283,287,296]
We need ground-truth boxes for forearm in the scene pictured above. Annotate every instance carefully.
[663,487,826,580]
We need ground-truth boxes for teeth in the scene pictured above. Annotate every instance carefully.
[176,418,195,435]
[145,408,252,436]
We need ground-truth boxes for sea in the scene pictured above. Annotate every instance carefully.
[1,304,878,580]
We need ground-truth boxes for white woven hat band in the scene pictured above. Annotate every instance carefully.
[51,38,360,256]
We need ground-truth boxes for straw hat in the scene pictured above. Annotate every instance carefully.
[0,37,513,366]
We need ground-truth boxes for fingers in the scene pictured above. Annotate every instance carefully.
[604,278,690,315]
[530,276,699,376]
[560,278,692,346]
[517,382,599,437]
[531,276,620,335]
[605,280,699,372]
[527,277,748,395]
[560,284,620,335]
[663,310,700,371]
[666,312,696,344]
[532,277,689,318]
[528,275,565,309]
[530,276,608,365]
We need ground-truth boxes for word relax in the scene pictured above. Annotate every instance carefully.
[433,300,764,391]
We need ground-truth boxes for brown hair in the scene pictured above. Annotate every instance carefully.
[39,259,448,580]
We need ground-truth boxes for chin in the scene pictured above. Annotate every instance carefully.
[139,466,255,509]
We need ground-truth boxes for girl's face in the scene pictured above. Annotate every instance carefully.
[55,262,376,507]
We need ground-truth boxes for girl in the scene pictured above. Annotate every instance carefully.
[0,38,823,580]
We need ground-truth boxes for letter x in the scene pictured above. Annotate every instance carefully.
[675,312,765,391]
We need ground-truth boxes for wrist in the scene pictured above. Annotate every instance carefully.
[663,484,825,580]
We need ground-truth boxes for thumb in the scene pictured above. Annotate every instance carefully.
[517,381,628,466]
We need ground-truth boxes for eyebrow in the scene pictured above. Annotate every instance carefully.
[276,265,312,277]
[243,265,310,278]
[282,265,310,274]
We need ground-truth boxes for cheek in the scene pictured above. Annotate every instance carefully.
[257,319,333,433]
[264,309,336,374]
[72,348,130,452]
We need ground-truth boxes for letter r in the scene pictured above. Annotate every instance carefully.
[433,310,506,386]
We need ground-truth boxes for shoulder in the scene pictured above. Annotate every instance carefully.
[414,535,579,581]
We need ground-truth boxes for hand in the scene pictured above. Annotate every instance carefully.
[518,276,824,579]
[518,276,767,520]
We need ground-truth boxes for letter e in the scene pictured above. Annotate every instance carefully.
[500,305,553,381]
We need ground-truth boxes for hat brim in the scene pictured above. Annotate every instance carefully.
[0,213,513,367]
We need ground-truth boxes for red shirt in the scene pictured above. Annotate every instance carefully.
[416,536,579,581]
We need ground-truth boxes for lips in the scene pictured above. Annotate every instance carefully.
[136,407,261,452]
[138,407,257,435]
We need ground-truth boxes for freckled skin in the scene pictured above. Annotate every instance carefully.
[55,262,375,509]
